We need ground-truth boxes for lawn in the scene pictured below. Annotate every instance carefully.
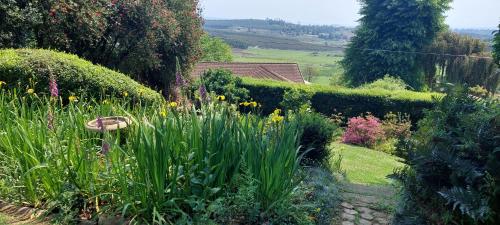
[330,143,405,185]
[233,48,344,84]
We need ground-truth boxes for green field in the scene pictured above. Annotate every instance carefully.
[330,143,405,185]
[233,48,344,84]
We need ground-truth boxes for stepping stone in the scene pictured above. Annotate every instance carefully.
[342,212,355,221]
[361,213,374,220]
[375,217,389,224]
[359,218,373,225]
[342,221,355,225]
[344,208,358,215]
[358,207,373,214]
[341,202,354,209]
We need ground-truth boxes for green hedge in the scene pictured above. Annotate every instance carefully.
[0,49,163,103]
[241,78,443,121]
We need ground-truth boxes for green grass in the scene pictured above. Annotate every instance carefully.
[0,214,6,225]
[233,48,344,84]
[330,143,405,185]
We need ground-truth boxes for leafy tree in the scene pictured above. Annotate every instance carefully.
[494,23,500,66]
[341,0,451,89]
[200,34,233,62]
[421,31,499,92]
[0,0,203,94]
[303,65,319,82]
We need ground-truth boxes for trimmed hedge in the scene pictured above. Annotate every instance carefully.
[0,49,163,103]
[241,77,443,122]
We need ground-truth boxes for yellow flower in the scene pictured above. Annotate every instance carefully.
[68,95,78,102]
[271,115,284,123]
[0,81,6,88]
[169,102,178,108]
[250,101,258,107]
[243,102,251,107]
[273,109,282,115]
[122,91,129,97]
[102,99,110,104]
[315,207,321,213]
[27,88,35,94]
[217,95,226,101]
[160,109,168,118]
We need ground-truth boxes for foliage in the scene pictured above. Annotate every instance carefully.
[0,87,305,224]
[200,34,233,62]
[493,23,500,66]
[341,115,385,148]
[200,69,249,103]
[280,88,313,112]
[421,31,499,92]
[394,88,500,224]
[381,112,412,157]
[0,0,203,92]
[241,77,440,123]
[296,112,340,162]
[341,0,451,89]
[469,85,489,98]
[0,49,162,103]
[361,75,408,91]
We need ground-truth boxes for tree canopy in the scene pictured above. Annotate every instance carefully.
[421,31,499,92]
[341,0,451,89]
[494,23,500,66]
[0,0,203,94]
[200,34,233,62]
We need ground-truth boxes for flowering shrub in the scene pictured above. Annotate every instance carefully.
[341,115,385,147]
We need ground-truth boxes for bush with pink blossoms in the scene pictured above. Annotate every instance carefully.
[341,115,385,147]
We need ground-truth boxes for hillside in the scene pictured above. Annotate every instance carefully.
[204,19,354,51]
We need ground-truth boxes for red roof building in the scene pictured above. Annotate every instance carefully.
[192,62,305,83]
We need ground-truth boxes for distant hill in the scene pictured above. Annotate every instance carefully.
[204,19,353,51]
[453,28,495,41]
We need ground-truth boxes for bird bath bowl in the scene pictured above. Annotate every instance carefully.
[85,116,132,132]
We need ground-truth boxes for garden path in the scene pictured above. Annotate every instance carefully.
[0,201,49,225]
[335,183,397,225]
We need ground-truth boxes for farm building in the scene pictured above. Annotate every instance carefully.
[192,62,306,83]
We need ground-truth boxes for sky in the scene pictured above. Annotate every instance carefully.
[199,0,500,29]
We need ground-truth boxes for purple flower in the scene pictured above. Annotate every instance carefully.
[96,116,104,132]
[175,71,185,87]
[199,84,208,102]
[101,141,110,155]
[49,77,58,97]
[47,111,54,130]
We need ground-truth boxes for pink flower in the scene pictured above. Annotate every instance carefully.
[101,141,110,155]
[49,77,58,97]
[96,116,104,132]
[342,115,385,147]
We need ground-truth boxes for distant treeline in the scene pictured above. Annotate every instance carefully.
[205,19,354,41]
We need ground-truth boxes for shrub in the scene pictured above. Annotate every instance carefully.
[381,112,412,157]
[0,0,203,92]
[341,115,385,148]
[360,75,408,91]
[241,77,440,122]
[0,49,162,103]
[296,112,340,162]
[280,88,313,112]
[200,69,249,102]
[394,88,500,224]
